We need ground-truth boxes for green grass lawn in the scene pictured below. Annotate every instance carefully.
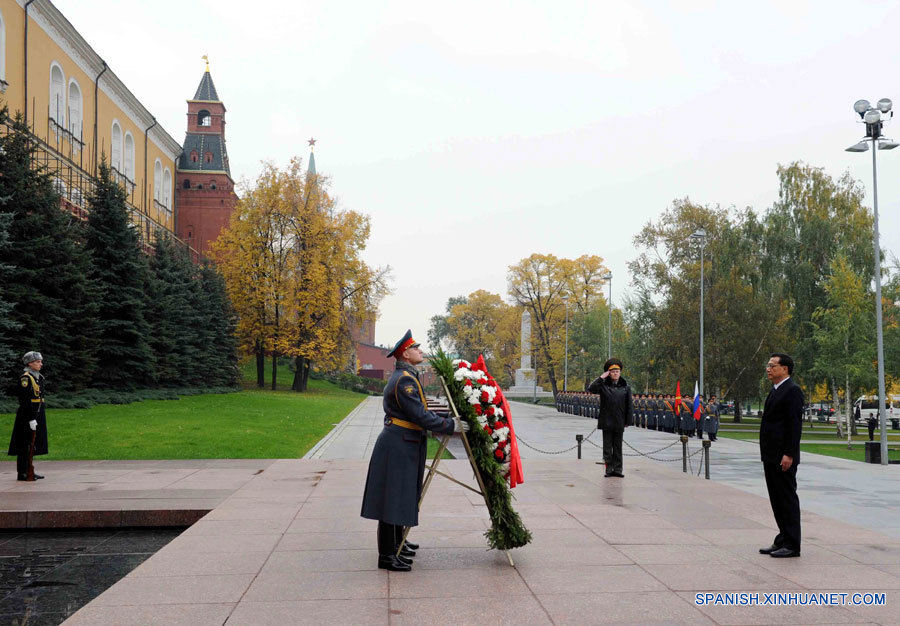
[0,359,458,460]
[717,430,900,443]
[12,379,364,460]
[716,431,900,462]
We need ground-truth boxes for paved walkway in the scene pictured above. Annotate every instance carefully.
[4,396,900,624]
[506,400,900,538]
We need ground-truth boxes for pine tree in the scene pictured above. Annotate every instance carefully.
[198,260,239,387]
[0,209,20,392]
[148,236,202,386]
[84,159,154,388]
[0,108,99,391]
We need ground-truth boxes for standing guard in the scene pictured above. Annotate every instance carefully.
[360,330,468,571]
[664,394,676,433]
[8,351,48,481]
[706,395,720,441]
[681,396,695,437]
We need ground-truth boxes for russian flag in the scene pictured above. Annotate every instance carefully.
[692,381,701,421]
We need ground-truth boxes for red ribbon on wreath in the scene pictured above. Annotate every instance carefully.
[473,355,524,488]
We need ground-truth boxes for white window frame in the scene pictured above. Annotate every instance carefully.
[67,78,83,142]
[123,131,135,182]
[153,159,162,202]
[49,62,65,127]
[110,120,122,172]
[162,167,172,209]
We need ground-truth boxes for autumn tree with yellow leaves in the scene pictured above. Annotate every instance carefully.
[213,158,390,391]
[507,254,610,395]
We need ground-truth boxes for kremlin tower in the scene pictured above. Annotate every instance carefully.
[175,59,237,258]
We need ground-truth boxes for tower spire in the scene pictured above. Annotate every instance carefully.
[307,138,317,176]
[202,54,209,72]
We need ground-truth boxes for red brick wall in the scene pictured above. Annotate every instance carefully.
[357,343,393,379]
[175,175,236,258]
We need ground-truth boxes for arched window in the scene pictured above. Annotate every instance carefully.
[0,9,8,85]
[49,63,65,125]
[197,110,211,126]
[124,132,135,181]
[162,168,172,208]
[182,179,190,189]
[190,150,198,162]
[204,151,213,163]
[153,159,162,202]
[110,121,122,171]
[67,79,82,138]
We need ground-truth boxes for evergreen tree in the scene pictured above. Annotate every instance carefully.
[84,160,154,388]
[0,108,99,391]
[147,236,203,386]
[0,209,20,391]
[198,260,240,387]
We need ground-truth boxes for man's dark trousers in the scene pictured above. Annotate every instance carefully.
[602,430,623,474]
[763,462,800,551]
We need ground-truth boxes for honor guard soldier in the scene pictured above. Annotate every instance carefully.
[681,396,694,437]
[664,395,676,433]
[647,394,659,430]
[705,395,720,441]
[696,396,706,439]
[8,351,48,481]
[360,330,468,572]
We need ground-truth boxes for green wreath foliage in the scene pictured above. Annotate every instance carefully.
[431,349,532,551]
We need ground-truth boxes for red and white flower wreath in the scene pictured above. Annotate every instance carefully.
[453,358,513,476]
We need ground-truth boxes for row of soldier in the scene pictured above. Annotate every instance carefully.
[556,391,720,441]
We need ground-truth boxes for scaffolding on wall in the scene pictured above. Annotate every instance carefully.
[1,111,199,261]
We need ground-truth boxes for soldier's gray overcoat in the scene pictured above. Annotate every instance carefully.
[360,363,455,527]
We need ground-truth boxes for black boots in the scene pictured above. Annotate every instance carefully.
[378,521,412,571]
[378,555,411,571]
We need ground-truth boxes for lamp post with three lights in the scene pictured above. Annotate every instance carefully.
[846,97,896,466]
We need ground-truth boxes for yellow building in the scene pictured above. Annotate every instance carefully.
[0,0,182,246]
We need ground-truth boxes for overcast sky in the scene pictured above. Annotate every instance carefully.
[56,0,900,349]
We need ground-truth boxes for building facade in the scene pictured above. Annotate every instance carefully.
[0,0,228,256]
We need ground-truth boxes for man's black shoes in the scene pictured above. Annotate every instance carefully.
[399,546,415,558]
[758,544,780,554]
[769,547,800,558]
[397,554,413,566]
[404,541,419,551]
[16,474,44,481]
[378,555,411,571]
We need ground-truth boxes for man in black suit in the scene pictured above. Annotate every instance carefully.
[759,353,803,558]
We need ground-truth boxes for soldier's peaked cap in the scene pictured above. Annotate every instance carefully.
[386,330,419,359]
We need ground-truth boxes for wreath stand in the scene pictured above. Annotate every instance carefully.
[397,376,515,567]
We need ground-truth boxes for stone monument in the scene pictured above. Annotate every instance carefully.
[508,310,543,393]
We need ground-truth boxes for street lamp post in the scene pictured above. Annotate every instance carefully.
[563,294,570,392]
[690,229,707,398]
[846,97,896,466]
[603,272,612,359]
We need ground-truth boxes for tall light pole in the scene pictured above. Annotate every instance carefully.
[846,97,896,466]
[563,294,570,392]
[690,229,707,398]
[603,272,612,359]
